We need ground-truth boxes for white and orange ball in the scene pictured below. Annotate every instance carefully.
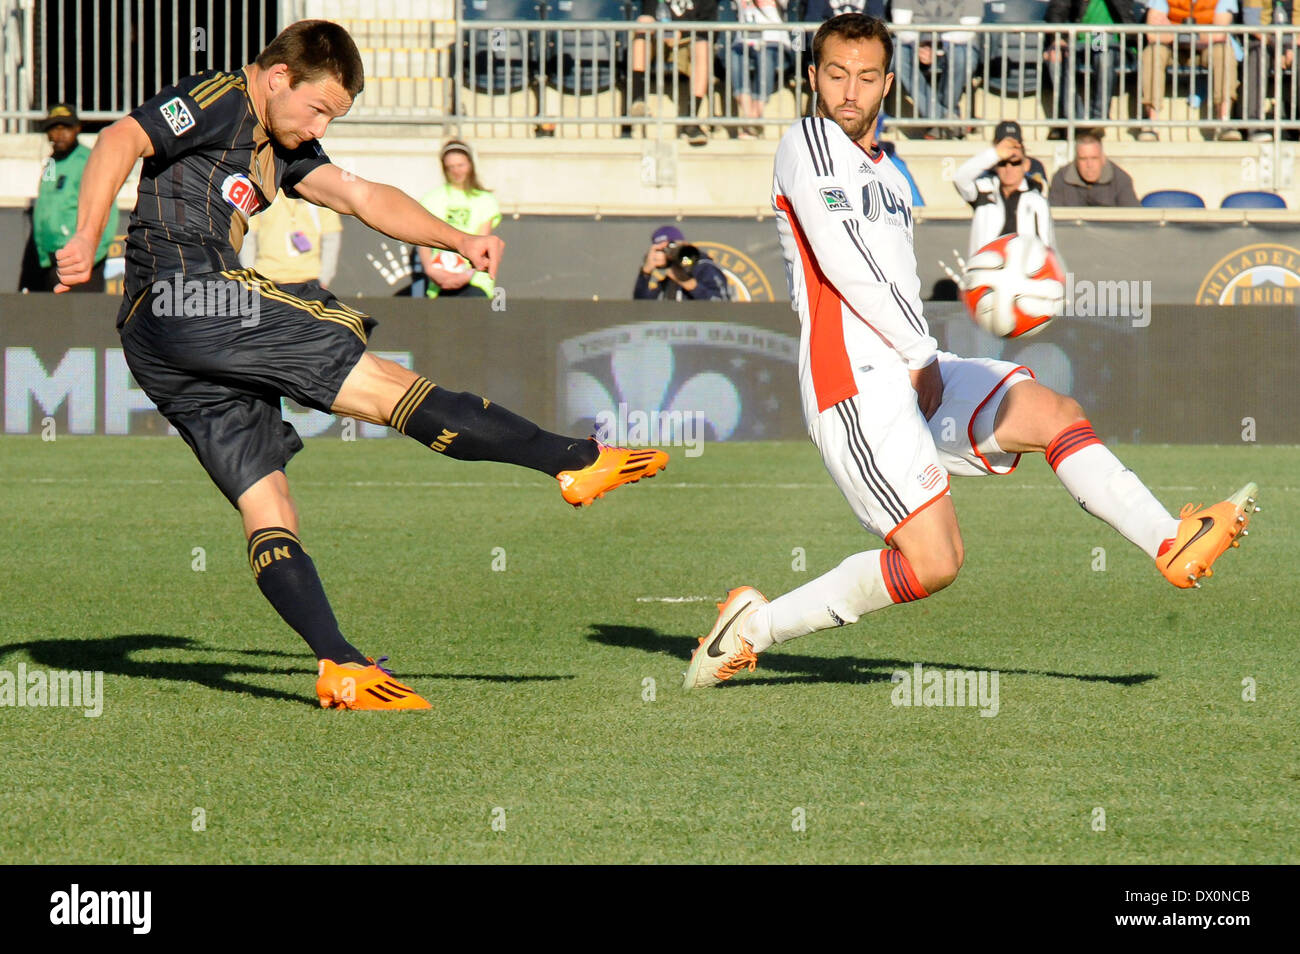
[961,234,1067,339]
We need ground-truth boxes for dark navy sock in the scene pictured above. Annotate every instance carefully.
[389,377,598,477]
[247,527,367,665]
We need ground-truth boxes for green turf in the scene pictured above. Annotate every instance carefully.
[0,435,1295,864]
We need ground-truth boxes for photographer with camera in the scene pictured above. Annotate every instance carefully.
[634,224,732,301]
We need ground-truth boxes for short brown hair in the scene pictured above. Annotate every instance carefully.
[1076,130,1104,149]
[813,13,894,72]
[257,20,364,98]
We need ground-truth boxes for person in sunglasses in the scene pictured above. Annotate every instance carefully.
[952,119,1055,258]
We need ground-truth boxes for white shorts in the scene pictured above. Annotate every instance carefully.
[810,352,1035,542]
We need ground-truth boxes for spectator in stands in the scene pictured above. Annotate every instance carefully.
[239,190,343,288]
[891,0,983,139]
[31,105,115,292]
[1047,130,1140,204]
[978,120,1049,189]
[1240,0,1298,141]
[1139,0,1242,140]
[731,0,794,138]
[629,0,717,146]
[634,224,731,300]
[416,141,501,299]
[1045,0,1141,138]
[954,120,1056,256]
[802,0,887,17]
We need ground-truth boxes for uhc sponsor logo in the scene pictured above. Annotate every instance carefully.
[861,181,911,228]
[221,173,261,215]
[918,463,944,491]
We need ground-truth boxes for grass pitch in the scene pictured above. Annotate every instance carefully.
[0,436,1295,864]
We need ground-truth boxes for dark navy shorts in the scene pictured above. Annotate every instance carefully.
[117,268,376,506]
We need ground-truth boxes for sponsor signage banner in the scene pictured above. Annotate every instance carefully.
[1,295,1295,445]
[5,210,1300,305]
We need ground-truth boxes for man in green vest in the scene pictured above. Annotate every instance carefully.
[31,105,116,291]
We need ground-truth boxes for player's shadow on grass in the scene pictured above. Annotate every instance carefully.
[587,624,1157,687]
[0,634,574,708]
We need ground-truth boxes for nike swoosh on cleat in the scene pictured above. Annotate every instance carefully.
[1168,516,1215,564]
[707,603,749,658]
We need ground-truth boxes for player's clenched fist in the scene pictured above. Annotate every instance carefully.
[457,233,505,281]
[53,232,96,293]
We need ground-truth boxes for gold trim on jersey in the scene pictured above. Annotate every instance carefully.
[196,73,244,110]
[220,268,369,343]
[189,73,229,101]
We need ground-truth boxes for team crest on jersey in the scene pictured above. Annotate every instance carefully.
[159,97,195,136]
[819,187,852,213]
[918,464,944,491]
[221,173,261,215]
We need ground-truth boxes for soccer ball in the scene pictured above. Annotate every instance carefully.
[960,234,1067,339]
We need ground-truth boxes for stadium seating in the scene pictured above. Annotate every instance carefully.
[1220,190,1287,209]
[1140,189,1207,208]
[980,0,1049,97]
[545,0,634,95]
[461,0,546,95]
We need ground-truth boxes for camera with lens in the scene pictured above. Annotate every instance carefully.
[666,242,701,278]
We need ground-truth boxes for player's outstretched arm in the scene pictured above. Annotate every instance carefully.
[54,116,153,292]
[294,164,503,279]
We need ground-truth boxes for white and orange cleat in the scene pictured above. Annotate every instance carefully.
[683,586,767,689]
[557,443,668,508]
[1156,482,1259,589]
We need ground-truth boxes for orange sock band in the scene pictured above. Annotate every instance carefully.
[1045,420,1102,472]
[881,549,928,604]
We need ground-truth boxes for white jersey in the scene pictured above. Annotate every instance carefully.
[772,116,938,427]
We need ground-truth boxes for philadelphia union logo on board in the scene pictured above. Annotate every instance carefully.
[693,241,776,303]
[1196,243,1300,305]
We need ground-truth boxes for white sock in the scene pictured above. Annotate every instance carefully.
[744,549,927,653]
[1046,422,1179,559]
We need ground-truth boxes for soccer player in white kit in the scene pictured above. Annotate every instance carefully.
[683,13,1259,690]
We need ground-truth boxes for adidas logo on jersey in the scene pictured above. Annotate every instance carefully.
[858,160,874,175]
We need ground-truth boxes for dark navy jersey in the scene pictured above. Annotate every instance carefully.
[124,67,331,298]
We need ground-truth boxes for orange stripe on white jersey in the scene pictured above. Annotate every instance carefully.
[774,193,858,413]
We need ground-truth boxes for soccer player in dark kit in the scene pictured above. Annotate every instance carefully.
[55,20,668,710]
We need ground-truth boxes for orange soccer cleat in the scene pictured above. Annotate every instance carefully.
[683,586,767,690]
[1156,482,1259,589]
[556,443,668,508]
[315,657,431,710]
